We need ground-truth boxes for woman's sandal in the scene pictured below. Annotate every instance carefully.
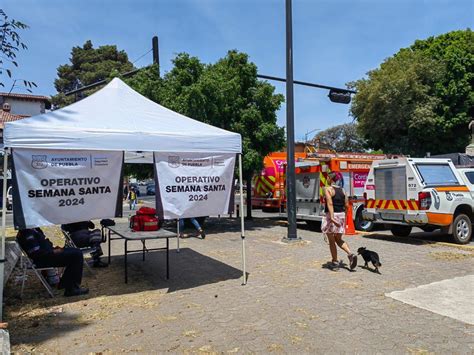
[348,253,358,270]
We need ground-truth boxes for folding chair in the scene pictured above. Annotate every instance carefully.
[61,229,95,274]
[17,246,56,298]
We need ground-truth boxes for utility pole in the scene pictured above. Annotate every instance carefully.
[65,36,160,97]
[284,0,298,241]
[152,36,160,77]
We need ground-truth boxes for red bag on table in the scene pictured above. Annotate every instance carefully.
[130,207,160,231]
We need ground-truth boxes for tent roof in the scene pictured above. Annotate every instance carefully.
[3,78,241,153]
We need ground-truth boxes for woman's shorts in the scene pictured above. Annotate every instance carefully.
[321,212,346,234]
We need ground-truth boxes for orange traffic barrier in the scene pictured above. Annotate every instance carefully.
[345,202,357,235]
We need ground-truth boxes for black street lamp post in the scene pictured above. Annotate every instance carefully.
[283,0,353,241]
[284,0,298,241]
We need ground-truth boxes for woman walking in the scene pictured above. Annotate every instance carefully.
[322,172,358,271]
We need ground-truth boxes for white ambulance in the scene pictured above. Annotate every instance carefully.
[362,157,473,244]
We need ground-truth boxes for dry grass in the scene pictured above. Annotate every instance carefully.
[429,251,474,261]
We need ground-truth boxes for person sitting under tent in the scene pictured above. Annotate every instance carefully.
[61,221,108,267]
[16,228,89,297]
[179,218,205,239]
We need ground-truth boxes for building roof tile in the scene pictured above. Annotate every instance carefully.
[0,110,27,128]
[0,92,51,102]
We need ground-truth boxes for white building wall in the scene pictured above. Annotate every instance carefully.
[5,98,43,116]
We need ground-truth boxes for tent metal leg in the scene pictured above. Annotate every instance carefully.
[0,149,8,319]
[239,154,246,285]
[176,219,180,253]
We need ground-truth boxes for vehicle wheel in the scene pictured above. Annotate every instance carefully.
[305,220,321,232]
[355,210,374,232]
[390,225,412,237]
[451,213,472,244]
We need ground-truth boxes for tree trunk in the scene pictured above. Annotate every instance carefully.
[246,175,253,220]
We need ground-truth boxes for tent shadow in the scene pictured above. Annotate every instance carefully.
[6,247,243,303]
[155,248,244,292]
[187,216,285,236]
[5,248,243,345]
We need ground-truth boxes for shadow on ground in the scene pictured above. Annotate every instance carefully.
[7,249,242,300]
[5,247,243,346]
[167,215,286,236]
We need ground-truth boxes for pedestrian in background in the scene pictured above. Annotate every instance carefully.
[322,172,357,271]
[178,218,205,239]
[128,187,137,210]
[123,184,129,201]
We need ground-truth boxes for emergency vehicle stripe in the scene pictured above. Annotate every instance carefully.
[426,212,453,225]
[319,163,330,198]
[366,199,420,210]
[435,186,469,192]
[261,176,274,190]
[255,179,271,195]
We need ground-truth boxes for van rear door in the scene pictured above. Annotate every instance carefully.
[374,166,407,201]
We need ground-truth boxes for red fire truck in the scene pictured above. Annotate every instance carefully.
[283,152,387,231]
[252,151,307,211]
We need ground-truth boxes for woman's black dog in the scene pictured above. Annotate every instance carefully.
[357,247,382,273]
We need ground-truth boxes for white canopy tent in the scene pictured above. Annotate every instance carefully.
[3,78,241,153]
[0,78,246,318]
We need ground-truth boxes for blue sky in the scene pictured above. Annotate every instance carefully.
[2,0,473,141]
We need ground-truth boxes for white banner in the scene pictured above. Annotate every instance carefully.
[12,148,123,228]
[154,152,236,219]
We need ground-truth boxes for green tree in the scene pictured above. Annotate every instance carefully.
[127,51,285,218]
[0,9,36,91]
[313,123,366,152]
[52,40,134,107]
[350,29,473,156]
[52,45,285,217]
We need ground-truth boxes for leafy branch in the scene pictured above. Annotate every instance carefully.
[0,9,35,90]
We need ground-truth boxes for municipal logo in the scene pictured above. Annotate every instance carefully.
[168,156,180,168]
[31,155,48,169]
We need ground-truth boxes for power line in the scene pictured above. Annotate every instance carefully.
[132,48,152,65]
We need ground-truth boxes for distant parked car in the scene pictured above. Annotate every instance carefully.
[146,184,156,195]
